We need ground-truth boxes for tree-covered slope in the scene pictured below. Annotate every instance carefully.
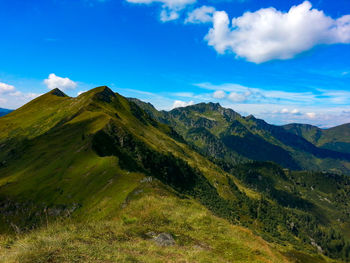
[0,88,349,262]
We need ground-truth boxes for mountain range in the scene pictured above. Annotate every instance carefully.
[131,98,350,174]
[0,87,350,263]
[283,123,350,154]
[0,108,12,117]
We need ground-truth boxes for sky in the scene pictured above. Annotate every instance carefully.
[0,0,350,127]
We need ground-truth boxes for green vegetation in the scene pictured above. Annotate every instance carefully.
[133,99,350,174]
[0,188,295,263]
[0,87,350,262]
[283,123,350,154]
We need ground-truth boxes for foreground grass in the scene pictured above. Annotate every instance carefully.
[0,189,297,263]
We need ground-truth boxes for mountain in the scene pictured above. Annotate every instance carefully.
[284,123,350,154]
[0,88,350,262]
[131,99,350,175]
[0,108,13,117]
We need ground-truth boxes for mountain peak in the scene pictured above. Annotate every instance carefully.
[90,86,116,103]
[200,102,222,110]
[48,88,67,97]
[245,114,256,121]
[179,102,223,112]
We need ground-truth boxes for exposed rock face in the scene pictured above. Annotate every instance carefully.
[49,88,67,97]
[93,86,116,103]
[153,233,175,246]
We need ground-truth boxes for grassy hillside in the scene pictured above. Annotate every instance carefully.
[0,181,296,263]
[0,87,349,262]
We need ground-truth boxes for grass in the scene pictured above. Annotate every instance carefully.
[0,187,295,263]
[0,87,348,262]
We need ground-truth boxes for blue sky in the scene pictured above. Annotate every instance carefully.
[1,0,350,127]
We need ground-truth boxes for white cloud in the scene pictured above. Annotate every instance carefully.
[160,9,180,21]
[228,91,249,102]
[0,89,41,109]
[185,5,216,24]
[306,112,316,118]
[213,90,226,99]
[0,81,43,108]
[196,82,327,105]
[193,82,350,126]
[205,1,350,63]
[44,73,77,91]
[173,92,195,97]
[172,99,194,108]
[0,82,16,94]
[278,108,300,115]
[126,0,196,21]
[291,109,300,114]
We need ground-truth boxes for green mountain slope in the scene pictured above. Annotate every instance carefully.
[0,87,292,262]
[284,123,350,155]
[131,99,350,174]
[0,88,349,262]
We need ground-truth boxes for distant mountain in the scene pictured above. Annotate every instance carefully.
[131,99,350,174]
[1,89,350,262]
[0,108,13,117]
[283,123,350,154]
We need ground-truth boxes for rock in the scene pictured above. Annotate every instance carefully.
[140,177,152,183]
[145,231,157,238]
[153,233,175,246]
[310,238,323,253]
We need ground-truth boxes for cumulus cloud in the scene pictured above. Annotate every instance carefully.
[0,82,16,94]
[172,99,194,108]
[44,73,77,91]
[205,1,350,63]
[291,109,300,114]
[228,91,250,102]
[185,5,216,24]
[160,9,180,21]
[306,112,316,118]
[213,90,226,99]
[127,0,196,22]
[280,108,300,115]
[0,82,41,109]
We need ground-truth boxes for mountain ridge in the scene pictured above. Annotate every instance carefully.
[1,88,350,262]
[131,98,350,174]
[283,122,350,154]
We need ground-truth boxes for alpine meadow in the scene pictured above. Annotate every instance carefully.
[1,1,350,263]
